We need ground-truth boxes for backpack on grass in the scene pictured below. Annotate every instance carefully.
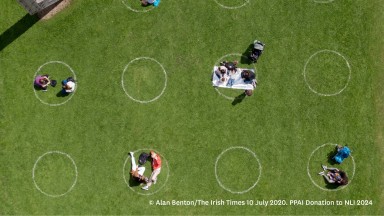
[138,152,150,165]
[249,40,265,63]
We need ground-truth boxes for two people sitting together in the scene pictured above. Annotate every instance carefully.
[318,145,351,187]
[129,150,162,191]
[34,74,76,95]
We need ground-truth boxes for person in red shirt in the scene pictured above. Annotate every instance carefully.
[142,150,161,190]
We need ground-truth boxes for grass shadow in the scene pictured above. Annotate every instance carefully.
[322,176,341,190]
[0,0,67,52]
[0,14,40,52]
[128,174,141,187]
[34,84,45,91]
[232,92,246,106]
[56,90,69,97]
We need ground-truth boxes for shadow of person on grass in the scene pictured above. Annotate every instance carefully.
[129,175,141,187]
[322,177,341,190]
[34,84,44,91]
[232,92,246,106]
[56,90,69,97]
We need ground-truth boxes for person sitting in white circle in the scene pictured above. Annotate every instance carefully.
[214,66,229,84]
[62,77,76,94]
[141,0,155,6]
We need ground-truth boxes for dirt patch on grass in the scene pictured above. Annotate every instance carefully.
[38,0,71,20]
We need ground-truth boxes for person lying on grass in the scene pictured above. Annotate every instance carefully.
[129,152,149,184]
[318,165,348,186]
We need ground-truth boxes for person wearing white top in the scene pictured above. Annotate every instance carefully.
[61,78,76,95]
[215,66,229,85]
[64,81,76,93]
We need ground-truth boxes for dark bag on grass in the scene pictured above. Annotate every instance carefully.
[249,40,265,63]
[50,80,57,87]
[138,152,149,165]
[67,77,75,82]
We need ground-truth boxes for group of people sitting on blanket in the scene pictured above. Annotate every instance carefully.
[34,74,76,95]
[318,145,351,186]
[129,150,162,191]
[214,60,257,96]
[213,40,264,97]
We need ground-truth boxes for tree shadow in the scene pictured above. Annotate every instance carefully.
[0,14,40,52]
[240,43,254,65]
[232,92,246,106]
[327,147,338,165]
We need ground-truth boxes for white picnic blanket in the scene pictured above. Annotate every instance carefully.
[212,66,256,90]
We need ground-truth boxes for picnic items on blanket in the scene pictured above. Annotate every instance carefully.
[212,66,256,90]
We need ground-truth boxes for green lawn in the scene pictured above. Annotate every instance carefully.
[1,0,383,215]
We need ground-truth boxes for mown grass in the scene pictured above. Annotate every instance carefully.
[0,0,383,215]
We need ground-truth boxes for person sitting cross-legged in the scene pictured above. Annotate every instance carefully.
[34,74,51,91]
[241,70,256,96]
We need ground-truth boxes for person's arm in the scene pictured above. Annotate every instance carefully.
[327,167,339,172]
[45,78,51,86]
[41,77,50,87]
[323,174,336,183]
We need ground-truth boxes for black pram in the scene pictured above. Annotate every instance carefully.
[249,40,265,63]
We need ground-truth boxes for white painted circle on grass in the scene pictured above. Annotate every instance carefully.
[123,148,170,196]
[307,143,355,191]
[314,0,335,3]
[32,151,78,197]
[121,57,167,103]
[215,146,262,194]
[121,0,155,13]
[303,50,351,96]
[214,0,250,9]
[214,53,257,100]
[33,61,77,106]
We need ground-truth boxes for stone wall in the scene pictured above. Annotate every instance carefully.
[17,0,61,15]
